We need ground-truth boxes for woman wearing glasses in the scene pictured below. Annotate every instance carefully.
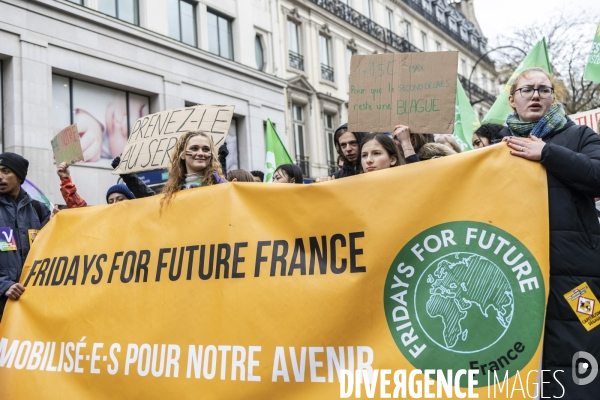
[160,131,227,208]
[502,67,600,397]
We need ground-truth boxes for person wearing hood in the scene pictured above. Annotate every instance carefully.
[0,152,51,321]
[316,123,367,182]
[501,67,600,397]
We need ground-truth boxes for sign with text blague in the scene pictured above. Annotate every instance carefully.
[113,105,235,175]
[348,52,458,134]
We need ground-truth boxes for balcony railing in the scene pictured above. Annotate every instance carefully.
[386,30,421,53]
[458,74,496,105]
[321,64,334,81]
[308,0,497,105]
[400,0,489,60]
[289,51,304,70]
[296,156,310,178]
[310,0,385,42]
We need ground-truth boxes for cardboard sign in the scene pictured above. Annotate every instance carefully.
[348,52,458,134]
[569,107,600,132]
[50,124,84,165]
[112,105,235,175]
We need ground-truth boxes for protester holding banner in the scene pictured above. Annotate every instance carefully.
[472,123,505,149]
[360,133,400,173]
[502,67,600,396]
[160,131,227,208]
[0,153,51,321]
[272,164,303,184]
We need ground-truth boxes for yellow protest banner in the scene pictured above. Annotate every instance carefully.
[0,145,549,399]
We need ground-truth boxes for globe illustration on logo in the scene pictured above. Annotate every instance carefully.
[414,252,514,354]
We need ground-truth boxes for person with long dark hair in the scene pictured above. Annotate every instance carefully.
[272,164,303,184]
[359,133,401,173]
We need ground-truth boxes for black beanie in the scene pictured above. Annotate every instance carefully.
[0,152,29,182]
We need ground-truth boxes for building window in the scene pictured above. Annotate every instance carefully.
[287,20,303,70]
[421,32,427,51]
[97,0,139,25]
[460,26,468,41]
[436,6,445,23]
[404,21,411,42]
[422,0,432,13]
[168,0,197,46]
[225,118,239,171]
[325,114,337,175]
[436,41,442,52]
[482,73,488,91]
[346,47,356,78]
[292,104,309,177]
[449,18,457,32]
[461,59,467,77]
[255,35,265,71]
[386,8,393,32]
[51,75,150,164]
[319,35,334,82]
[364,0,373,19]
[208,9,234,60]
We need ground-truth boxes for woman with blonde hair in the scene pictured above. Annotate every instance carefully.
[435,135,462,153]
[161,131,227,207]
[501,67,600,397]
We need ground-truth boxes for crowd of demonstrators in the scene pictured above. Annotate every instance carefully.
[1,66,600,398]
[0,153,51,321]
[497,67,600,397]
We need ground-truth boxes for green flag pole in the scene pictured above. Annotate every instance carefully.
[265,119,293,182]
[482,38,552,125]
[452,77,480,151]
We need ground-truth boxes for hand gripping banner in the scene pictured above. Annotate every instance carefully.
[0,145,549,399]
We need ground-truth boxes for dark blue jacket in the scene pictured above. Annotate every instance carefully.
[0,189,50,321]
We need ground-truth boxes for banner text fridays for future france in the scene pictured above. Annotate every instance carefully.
[0,146,549,399]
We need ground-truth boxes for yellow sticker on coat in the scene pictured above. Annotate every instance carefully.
[564,282,600,331]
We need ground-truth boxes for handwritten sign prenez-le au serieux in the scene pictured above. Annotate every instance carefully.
[51,124,84,165]
[348,52,458,134]
[113,105,235,175]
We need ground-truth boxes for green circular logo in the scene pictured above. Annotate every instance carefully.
[384,222,545,387]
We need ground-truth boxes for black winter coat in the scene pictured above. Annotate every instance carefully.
[0,189,51,321]
[502,121,600,398]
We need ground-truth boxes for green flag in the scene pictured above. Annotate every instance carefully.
[482,38,552,125]
[265,119,293,182]
[452,77,480,151]
[584,23,600,82]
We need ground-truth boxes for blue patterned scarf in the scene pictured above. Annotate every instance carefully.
[506,104,567,138]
